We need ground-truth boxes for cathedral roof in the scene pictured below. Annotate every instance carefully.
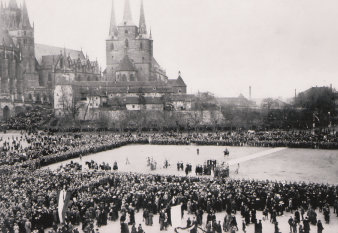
[35,44,85,64]
[116,55,136,71]
[176,76,186,86]
[168,77,186,87]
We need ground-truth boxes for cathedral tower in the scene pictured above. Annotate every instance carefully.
[3,0,38,90]
[106,0,165,83]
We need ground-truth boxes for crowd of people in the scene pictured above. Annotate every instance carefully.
[0,161,337,232]
[0,130,336,170]
[0,129,337,232]
[1,106,53,131]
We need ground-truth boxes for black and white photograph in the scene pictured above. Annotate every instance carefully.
[0,0,337,232]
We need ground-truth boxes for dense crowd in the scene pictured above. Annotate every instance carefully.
[0,129,337,232]
[1,107,53,131]
[0,130,337,169]
[0,163,337,233]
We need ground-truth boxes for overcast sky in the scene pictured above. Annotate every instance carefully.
[20,0,338,98]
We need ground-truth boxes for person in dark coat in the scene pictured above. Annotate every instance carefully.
[120,221,129,233]
[303,218,310,233]
[317,220,324,233]
[257,220,262,233]
[295,210,300,224]
[137,224,144,233]
[186,217,192,228]
[131,224,137,233]
[274,221,279,233]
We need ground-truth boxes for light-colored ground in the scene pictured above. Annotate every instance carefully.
[46,145,270,172]
[233,148,338,184]
[0,131,29,148]
[44,145,338,232]
[46,145,338,184]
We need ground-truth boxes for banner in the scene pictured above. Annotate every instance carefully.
[57,189,72,223]
[171,204,182,228]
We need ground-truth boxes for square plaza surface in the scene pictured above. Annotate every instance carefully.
[43,144,338,232]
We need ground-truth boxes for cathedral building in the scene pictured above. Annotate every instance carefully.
[105,0,167,83]
[0,0,189,120]
[0,0,100,119]
[54,0,189,118]
[103,0,186,93]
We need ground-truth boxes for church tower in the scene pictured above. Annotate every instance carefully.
[4,0,38,90]
[106,0,158,83]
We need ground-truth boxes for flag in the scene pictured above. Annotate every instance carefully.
[57,189,72,223]
[171,204,182,228]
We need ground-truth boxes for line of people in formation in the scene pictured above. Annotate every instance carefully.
[1,160,337,233]
[0,130,336,170]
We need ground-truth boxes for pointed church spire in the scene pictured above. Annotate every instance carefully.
[8,0,18,9]
[122,0,134,26]
[109,0,118,37]
[20,0,32,29]
[0,1,3,19]
[139,0,147,35]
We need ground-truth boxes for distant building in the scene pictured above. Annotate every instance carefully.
[217,94,257,109]
[54,0,188,117]
[0,0,99,119]
[260,98,289,110]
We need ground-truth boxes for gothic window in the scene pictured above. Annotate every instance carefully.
[122,74,127,82]
[140,42,143,50]
[24,31,26,36]
[111,43,114,50]
[125,39,129,48]
[130,73,135,81]
[28,93,32,100]
[36,94,41,103]
[48,73,52,82]
[87,76,90,81]
[142,57,145,63]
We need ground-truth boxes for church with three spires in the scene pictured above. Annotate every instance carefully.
[106,0,168,84]
[54,0,189,117]
[101,0,187,96]
[0,0,189,120]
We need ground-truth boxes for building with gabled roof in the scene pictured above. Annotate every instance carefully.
[0,0,100,119]
[104,0,186,90]
[54,0,189,117]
